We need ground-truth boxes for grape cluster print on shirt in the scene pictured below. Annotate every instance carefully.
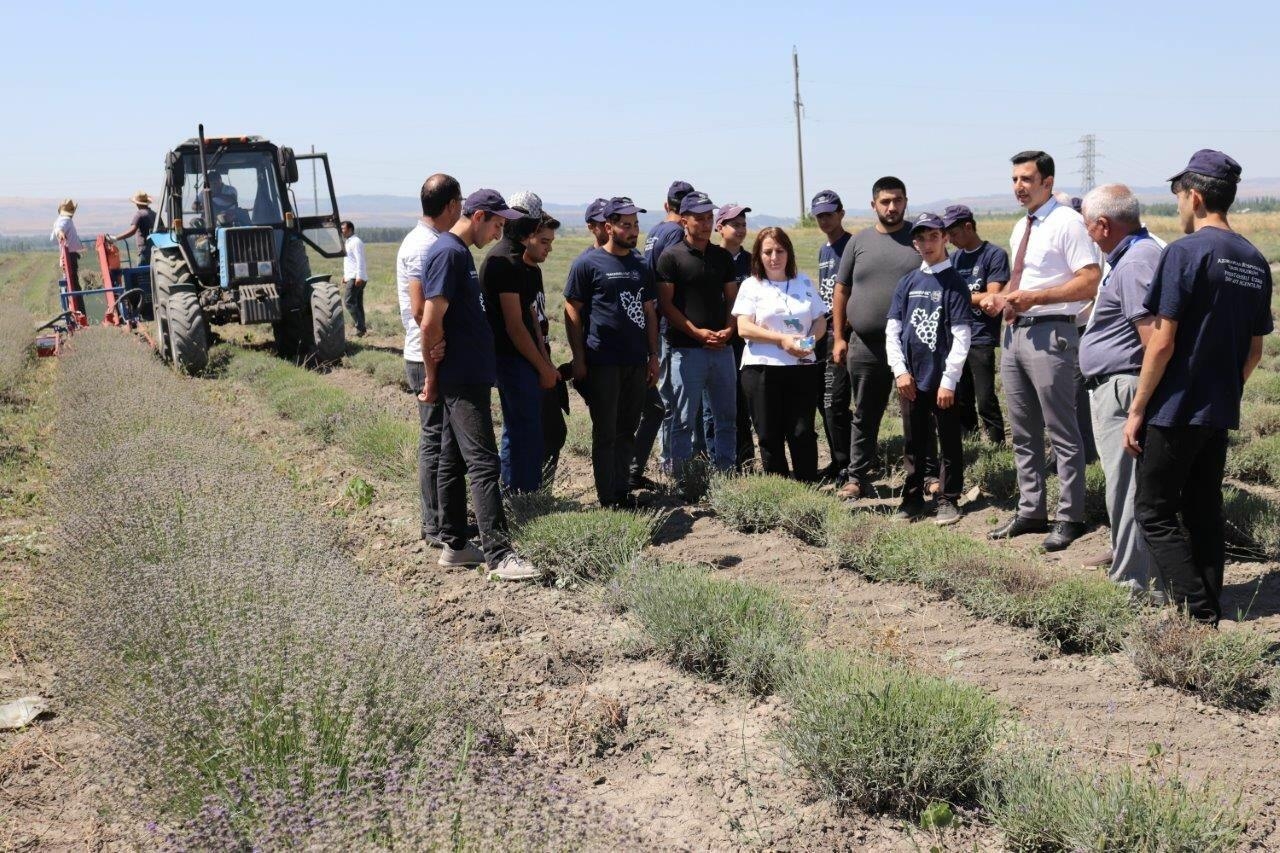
[620,290,646,328]
[910,305,940,350]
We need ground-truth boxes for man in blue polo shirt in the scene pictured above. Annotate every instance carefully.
[885,213,973,524]
[812,190,853,482]
[565,197,661,508]
[421,188,540,582]
[631,180,697,490]
[658,191,740,487]
[1125,150,1274,624]
[943,204,1010,446]
[1078,184,1161,597]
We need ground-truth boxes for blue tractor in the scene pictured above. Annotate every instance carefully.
[149,125,347,374]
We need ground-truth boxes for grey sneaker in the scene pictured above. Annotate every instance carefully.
[934,497,962,526]
[489,554,541,582]
[438,542,485,567]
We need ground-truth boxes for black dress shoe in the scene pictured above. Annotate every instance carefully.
[1042,521,1088,552]
[987,514,1049,540]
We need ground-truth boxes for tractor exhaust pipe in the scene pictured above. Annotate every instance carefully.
[197,124,213,231]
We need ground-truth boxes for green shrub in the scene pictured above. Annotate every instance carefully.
[1239,401,1280,437]
[826,513,1135,653]
[1223,485,1280,559]
[708,474,837,544]
[1127,613,1277,708]
[348,347,412,391]
[620,562,805,695]
[515,509,656,585]
[969,446,1018,500]
[983,740,1248,852]
[1226,432,1280,485]
[0,303,34,401]
[1242,368,1280,404]
[564,408,592,458]
[778,650,1002,816]
[346,413,417,478]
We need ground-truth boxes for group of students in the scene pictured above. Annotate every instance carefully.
[393,150,1273,628]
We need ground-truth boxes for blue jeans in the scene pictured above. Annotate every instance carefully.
[495,354,544,494]
[669,346,737,472]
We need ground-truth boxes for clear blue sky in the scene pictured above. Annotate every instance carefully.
[5,0,1278,218]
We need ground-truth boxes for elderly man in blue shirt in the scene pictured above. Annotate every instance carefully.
[1078,184,1162,599]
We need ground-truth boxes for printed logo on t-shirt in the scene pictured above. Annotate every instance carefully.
[910,305,941,351]
[620,290,646,328]
[1219,258,1267,290]
[477,291,486,314]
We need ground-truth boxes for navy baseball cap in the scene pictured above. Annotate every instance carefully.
[679,191,715,215]
[810,190,843,215]
[584,197,608,223]
[941,204,974,228]
[1168,149,1242,184]
[602,196,646,218]
[462,188,523,219]
[909,212,946,234]
[667,180,695,204]
[714,203,751,228]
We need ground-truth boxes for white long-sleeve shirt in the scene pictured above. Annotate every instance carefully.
[343,234,367,281]
[51,214,84,252]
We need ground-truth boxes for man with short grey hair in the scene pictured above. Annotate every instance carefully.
[1078,184,1161,596]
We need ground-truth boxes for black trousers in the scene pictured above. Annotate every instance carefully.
[587,364,647,505]
[343,278,366,333]
[816,332,852,476]
[902,388,964,502]
[845,333,893,484]
[437,382,511,566]
[956,343,1004,444]
[741,363,822,481]
[405,361,444,539]
[1134,424,1228,624]
[542,382,568,485]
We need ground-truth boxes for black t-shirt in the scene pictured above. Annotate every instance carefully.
[656,240,737,348]
[479,237,541,359]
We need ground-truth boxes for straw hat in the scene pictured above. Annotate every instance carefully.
[57,198,77,216]
[131,190,153,206]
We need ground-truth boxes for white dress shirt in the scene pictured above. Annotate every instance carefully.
[395,222,440,362]
[51,214,84,252]
[343,235,367,281]
[1007,197,1100,318]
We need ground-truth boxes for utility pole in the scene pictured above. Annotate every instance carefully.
[793,46,806,224]
[1077,134,1097,194]
[311,143,319,215]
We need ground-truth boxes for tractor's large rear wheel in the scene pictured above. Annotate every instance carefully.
[309,280,345,365]
[273,236,314,362]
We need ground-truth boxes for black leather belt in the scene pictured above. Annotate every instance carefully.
[1083,370,1139,391]
[1011,314,1076,328]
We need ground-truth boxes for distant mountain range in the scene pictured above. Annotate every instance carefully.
[6,178,1280,237]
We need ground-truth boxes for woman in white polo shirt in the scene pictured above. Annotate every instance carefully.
[732,227,828,481]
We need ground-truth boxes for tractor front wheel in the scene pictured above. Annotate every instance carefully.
[166,288,209,375]
[309,280,345,365]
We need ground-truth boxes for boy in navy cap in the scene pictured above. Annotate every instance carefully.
[584,198,609,249]
[658,191,741,489]
[1126,150,1273,624]
[632,180,698,490]
[565,197,662,507]
[885,213,974,524]
[811,189,853,482]
[943,204,1010,445]
[421,188,541,581]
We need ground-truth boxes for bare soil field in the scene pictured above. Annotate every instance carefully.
[3,246,1280,850]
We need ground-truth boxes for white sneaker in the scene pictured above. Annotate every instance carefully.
[488,554,541,582]
[438,543,485,567]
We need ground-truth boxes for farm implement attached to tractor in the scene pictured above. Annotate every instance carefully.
[36,237,155,358]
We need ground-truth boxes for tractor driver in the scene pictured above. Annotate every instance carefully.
[192,172,247,226]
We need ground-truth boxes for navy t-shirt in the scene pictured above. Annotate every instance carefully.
[818,231,852,317]
[644,221,685,280]
[422,231,496,386]
[887,266,973,392]
[564,247,655,366]
[1143,227,1274,430]
[729,247,750,283]
[950,241,1011,347]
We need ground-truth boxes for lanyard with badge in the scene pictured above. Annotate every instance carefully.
[777,278,816,355]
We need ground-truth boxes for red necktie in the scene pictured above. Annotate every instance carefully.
[1004,213,1035,322]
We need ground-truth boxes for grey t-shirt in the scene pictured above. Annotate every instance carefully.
[837,225,920,354]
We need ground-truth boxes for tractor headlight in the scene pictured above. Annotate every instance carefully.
[233,262,249,279]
